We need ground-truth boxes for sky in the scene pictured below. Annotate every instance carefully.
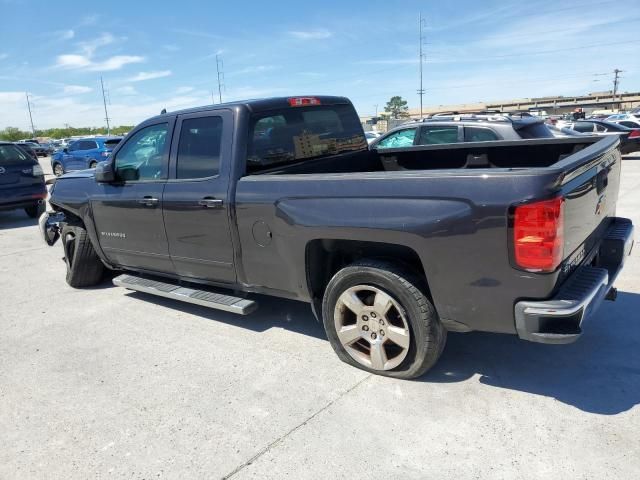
[0,0,638,130]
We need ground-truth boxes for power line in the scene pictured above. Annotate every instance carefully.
[100,76,111,135]
[25,93,36,135]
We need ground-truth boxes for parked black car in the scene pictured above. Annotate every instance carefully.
[565,120,640,154]
[0,142,47,218]
[19,141,48,157]
[40,96,633,379]
[14,142,38,160]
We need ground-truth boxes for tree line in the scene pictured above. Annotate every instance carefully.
[0,125,133,141]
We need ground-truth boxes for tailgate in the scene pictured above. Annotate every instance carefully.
[557,136,622,269]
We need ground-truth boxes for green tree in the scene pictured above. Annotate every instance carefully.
[384,96,410,119]
[0,127,30,141]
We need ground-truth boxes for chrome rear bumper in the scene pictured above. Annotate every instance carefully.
[515,218,634,344]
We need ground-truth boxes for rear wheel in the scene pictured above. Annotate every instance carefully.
[24,202,45,218]
[53,163,64,176]
[322,260,446,379]
[61,224,104,288]
[89,160,98,169]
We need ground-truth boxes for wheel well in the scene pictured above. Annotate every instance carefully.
[306,239,430,302]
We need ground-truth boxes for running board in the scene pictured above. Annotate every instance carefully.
[113,274,258,315]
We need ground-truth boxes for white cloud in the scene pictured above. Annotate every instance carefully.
[116,85,138,96]
[55,54,144,71]
[56,54,92,68]
[287,29,332,40]
[128,70,172,82]
[56,29,75,40]
[63,85,92,95]
[79,33,116,56]
[95,56,144,71]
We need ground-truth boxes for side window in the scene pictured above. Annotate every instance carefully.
[376,128,417,149]
[114,123,169,181]
[176,116,223,179]
[465,127,499,142]
[574,122,594,133]
[418,126,460,145]
[68,142,79,152]
[595,124,607,132]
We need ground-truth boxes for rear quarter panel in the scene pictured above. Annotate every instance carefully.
[235,170,565,334]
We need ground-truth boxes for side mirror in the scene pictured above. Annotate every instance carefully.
[95,161,116,183]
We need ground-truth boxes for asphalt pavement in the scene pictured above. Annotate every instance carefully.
[1,154,639,479]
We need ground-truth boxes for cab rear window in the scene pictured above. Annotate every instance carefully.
[0,144,32,166]
[247,104,366,173]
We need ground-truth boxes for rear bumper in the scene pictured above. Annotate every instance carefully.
[515,217,634,344]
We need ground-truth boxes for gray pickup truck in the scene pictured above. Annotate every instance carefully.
[40,96,634,379]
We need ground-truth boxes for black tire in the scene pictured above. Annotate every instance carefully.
[322,259,446,379]
[61,224,104,288]
[24,202,45,218]
[53,163,64,177]
[89,161,98,169]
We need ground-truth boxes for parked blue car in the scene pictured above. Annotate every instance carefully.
[51,137,122,176]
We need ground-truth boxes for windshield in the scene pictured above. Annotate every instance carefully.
[247,104,366,173]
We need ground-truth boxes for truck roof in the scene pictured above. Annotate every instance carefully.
[149,95,352,122]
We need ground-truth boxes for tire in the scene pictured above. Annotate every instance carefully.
[53,163,64,177]
[24,202,45,218]
[322,259,446,379]
[89,161,98,169]
[61,224,104,288]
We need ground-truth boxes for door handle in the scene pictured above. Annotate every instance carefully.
[138,196,159,207]
[198,197,223,209]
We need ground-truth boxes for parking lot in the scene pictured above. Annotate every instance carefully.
[1,154,639,479]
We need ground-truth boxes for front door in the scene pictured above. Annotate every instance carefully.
[91,121,174,273]
[162,110,236,283]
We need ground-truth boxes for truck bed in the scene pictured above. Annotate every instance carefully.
[257,136,603,176]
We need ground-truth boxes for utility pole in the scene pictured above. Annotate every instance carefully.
[417,13,427,119]
[100,76,111,135]
[216,54,225,104]
[25,93,36,136]
[613,68,623,99]
[211,91,216,104]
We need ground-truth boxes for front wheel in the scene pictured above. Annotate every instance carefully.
[53,163,64,176]
[89,160,98,169]
[61,224,104,288]
[322,260,446,379]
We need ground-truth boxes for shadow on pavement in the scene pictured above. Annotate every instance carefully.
[125,284,639,414]
[0,210,37,230]
[124,290,327,340]
[423,291,640,415]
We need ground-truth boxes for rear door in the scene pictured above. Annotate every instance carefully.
[72,140,97,169]
[162,110,236,283]
[63,141,83,170]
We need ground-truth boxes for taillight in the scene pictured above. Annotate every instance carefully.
[629,129,640,138]
[513,196,564,272]
[32,164,44,176]
[101,151,110,157]
[288,97,321,107]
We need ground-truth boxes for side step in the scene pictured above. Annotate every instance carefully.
[113,274,258,315]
